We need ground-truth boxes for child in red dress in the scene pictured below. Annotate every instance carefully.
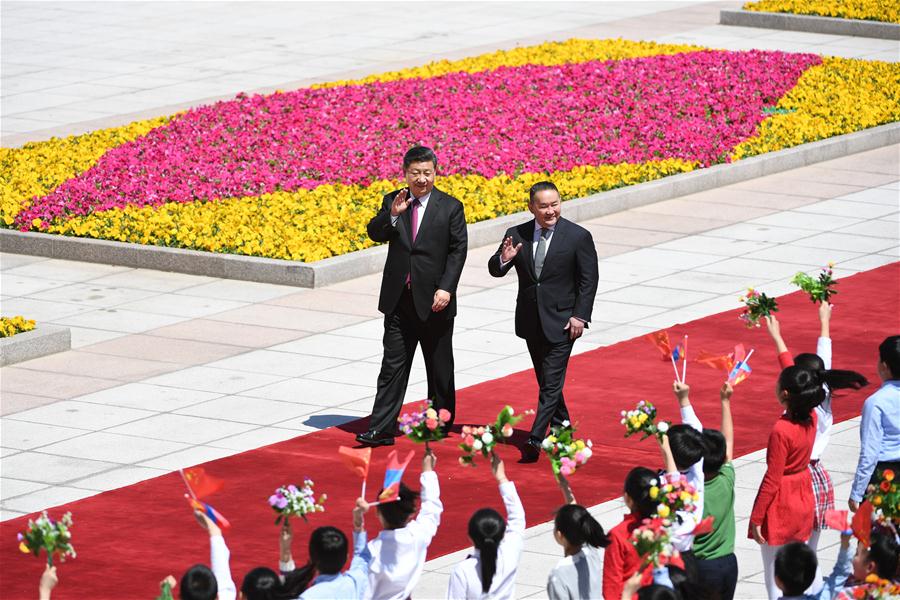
[750,365,867,600]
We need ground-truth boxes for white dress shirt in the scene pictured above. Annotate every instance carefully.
[446,481,525,599]
[210,534,236,600]
[811,336,833,461]
[532,222,555,257]
[390,190,431,230]
[668,405,705,553]
[365,471,442,600]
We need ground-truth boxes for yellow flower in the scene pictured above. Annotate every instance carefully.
[18,542,30,554]
[657,504,671,518]
[744,0,899,23]
[575,440,585,450]
[649,486,659,499]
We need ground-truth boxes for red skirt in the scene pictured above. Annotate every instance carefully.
[755,468,815,546]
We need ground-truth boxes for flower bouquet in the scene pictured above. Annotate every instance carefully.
[791,263,838,304]
[651,472,699,519]
[865,468,898,525]
[268,479,327,524]
[630,517,678,568]
[847,575,900,599]
[738,287,778,328]
[458,406,532,467]
[622,400,670,441]
[541,421,593,477]
[17,511,75,566]
[398,400,451,449]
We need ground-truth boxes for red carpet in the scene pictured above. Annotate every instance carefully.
[2,262,897,598]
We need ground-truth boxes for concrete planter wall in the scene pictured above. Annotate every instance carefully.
[1,122,898,288]
[0,325,71,367]
[720,9,900,40]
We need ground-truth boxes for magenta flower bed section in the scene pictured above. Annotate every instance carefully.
[19,49,820,227]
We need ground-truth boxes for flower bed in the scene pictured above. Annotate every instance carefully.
[743,0,900,24]
[1,39,898,262]
[0,316,36,338]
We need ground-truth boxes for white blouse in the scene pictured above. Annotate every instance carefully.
[447,481,525,600]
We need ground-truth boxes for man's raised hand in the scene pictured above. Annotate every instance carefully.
[500,236,522,263]
[390,189,411,217]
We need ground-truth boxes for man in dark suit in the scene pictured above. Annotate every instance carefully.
[488,181,599,461]
[356,146,468,446]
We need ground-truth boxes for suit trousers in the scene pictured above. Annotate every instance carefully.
[525,329,574,441]
[369,287,456,434]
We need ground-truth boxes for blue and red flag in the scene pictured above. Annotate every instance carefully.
[378,449,415,502]
[187,496,231,530]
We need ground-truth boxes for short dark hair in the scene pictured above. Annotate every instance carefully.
[868,529,900,579]
[308,526,348,575]
[637,585,681,600]
[701,428,727,477]
[403,146,437,171]
[880,335,900,379]
[240,567,279,600]
[775,542,817,595]
[668,425,706,472]
[376,482,420,529]
[528,181,560,203]
[180,564,217,600]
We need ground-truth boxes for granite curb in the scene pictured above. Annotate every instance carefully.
[2,122,898,288]
[0,324,71,367]
[720,9,900,40]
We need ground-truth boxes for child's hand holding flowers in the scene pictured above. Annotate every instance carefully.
[541,421,593,477]
[622,400,670,441]
[739,287,778,328]
[268,479,327,524]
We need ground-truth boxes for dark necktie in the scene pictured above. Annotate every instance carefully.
[534,227,550,277]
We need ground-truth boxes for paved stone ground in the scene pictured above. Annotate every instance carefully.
[2,1,898,143]
[2,1,899,598]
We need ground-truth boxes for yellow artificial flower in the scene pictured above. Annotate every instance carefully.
[657,504,671,518]
[650,486,659,499]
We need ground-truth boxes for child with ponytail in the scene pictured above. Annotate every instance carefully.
[447,453,524,599]
[765,305,869,578]
[547,475,610,600]
[750,364,867,600]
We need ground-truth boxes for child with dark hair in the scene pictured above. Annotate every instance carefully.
[750,364,863,600]
[849,334,900,513]
[547,475,609,600]
[160,510,236,600]
[299,498,371,600]
[365,448,442,600]
[694,382,738,600]
[603,466,686,599]
[664,382,706,568]
[774,531,854,599]
[766,306,869,581]
[835,528,900,599]
[447,453,524,599]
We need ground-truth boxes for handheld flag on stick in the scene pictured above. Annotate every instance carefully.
[695,350,733,372]
[851,501,874,547]
[681,335,688,383]
[187,495,231,530]
[727,349,754,386]
[180,467,224,499]
[377,449,415,503]
[646,331,672,360]
[824,509,852,533]
[692,515,715,536]
[338,446,372,498]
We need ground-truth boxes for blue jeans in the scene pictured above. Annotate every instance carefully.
[696,552,738,600]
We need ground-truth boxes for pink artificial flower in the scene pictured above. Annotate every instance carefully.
[465,435,475,446]
[438,409,451,423]
[425,418,438,430]
[501,423,514,438]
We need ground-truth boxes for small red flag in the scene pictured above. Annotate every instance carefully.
[646,331,672,360]
[695,350,733,372]
[851,501,873,546]
[182,467,224,499]
[692,515,715,536]
[824,509,850,532]
[379,449,415,502]
[338,446,372,479]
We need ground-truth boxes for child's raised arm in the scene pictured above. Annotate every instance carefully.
[657,433,678,475]
[817,302,833,369]
[765,315,795,369]
[279,518,295,572]
[720,382,734,463]
[673,381,702,431]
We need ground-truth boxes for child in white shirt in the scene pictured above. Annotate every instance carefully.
[447,453,525,599]
[365,448,443,600]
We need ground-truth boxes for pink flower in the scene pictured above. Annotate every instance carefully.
[461,425,471,435]
[501,423,514,438]
[438,409,451,423]
[465,435,475,446]
[425,418,438,430]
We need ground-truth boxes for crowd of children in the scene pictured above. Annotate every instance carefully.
[37,306,899,600]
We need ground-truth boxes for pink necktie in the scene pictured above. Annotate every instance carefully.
[411,198,421,242]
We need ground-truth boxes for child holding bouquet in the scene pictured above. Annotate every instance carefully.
[750,365,867,600]
[447,453,525,599]
[364,448,442,600]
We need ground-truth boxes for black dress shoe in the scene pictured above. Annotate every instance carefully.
[356,430,395,447]
[520,439,541,463]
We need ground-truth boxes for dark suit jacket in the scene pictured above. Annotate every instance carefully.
[488,217,599,343]
[367,187,468,321]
